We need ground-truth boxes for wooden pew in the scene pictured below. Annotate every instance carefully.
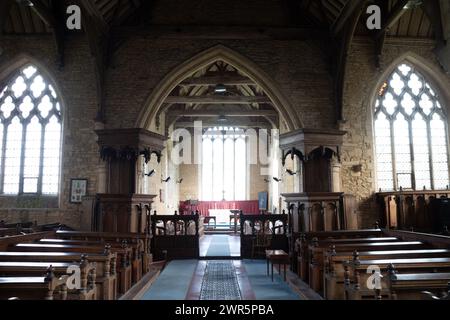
[294,229,384,280]
[343,257,450,300]
[0,268,68,300]
[37,238,142,284]
[307,238,423,293]
[55,230,151,273]
[0,231,55,251]
[0,256,96,300]
[387,271,450,300]
[0,251,117,300]
[0,228,19,237]
[324,248,450,299]
[12,243,132,295]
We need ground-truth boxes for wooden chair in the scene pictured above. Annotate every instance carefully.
[251,230,272,259]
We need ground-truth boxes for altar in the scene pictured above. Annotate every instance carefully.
[179,200,260,216]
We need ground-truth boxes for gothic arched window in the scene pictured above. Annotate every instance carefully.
[0,65,62,195]
[374,63,449,191]
[201,127,247,201]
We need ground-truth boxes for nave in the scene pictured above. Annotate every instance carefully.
[140,259,302,300]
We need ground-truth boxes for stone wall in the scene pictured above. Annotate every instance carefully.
[103,37,335,130]
[341,37,450,228]
[1,31,450,229]
[0,35,100,228]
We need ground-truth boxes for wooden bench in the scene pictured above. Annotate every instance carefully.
[343,257,450,300]
[324,248,450,299]
[387,271,450,300]
[308,239,425,293]
[0,231,55,251]
[0,251,117,300]
[12,243,132,295]
[0,256,96,300]
[55,230,151,273]
[38,238,142,284]
[294,229,384,280]
[0,268,68,300]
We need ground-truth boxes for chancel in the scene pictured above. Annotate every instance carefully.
[0,0,450,303]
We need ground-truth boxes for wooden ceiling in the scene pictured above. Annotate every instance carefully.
[0,0,439,38]
[0,0,448,125]
[302,0,434,38]
[1,0,141,34]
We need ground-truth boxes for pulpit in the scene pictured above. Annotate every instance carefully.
[279,129,353,232]
[93,128,166,233]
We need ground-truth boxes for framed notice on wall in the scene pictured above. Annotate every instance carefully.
[258,191,268,211]
[70,179,88,203]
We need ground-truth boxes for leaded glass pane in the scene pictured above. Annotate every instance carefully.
[412,115,431,189]
[430,114,449,189]
[1,96,15,118]
[202,138,213,200]
[374,62,449,191]
[394,114,412,189]
[223,138,234,201]
[382,92,397,115]
[23,117,42,193]
[235,138,246,201]
[212,137,224,201]
[0,64,62,195]
[42,116,61,195]
[401,92,415,115]
[201,128,248,201]
[3,118,22,194]
[375,113,393,190]
[407,73,423,96]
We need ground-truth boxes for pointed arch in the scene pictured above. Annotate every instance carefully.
[369,52,450,116]
[0,53,66,112]
[372,52,450,191]
[0,53,64,195]
[135,45,302,131]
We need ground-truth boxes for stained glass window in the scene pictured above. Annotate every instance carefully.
[201,127,247,200]
[374,63,449,191]
[0,65,62,195]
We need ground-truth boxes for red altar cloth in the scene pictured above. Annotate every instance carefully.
[179,200,260,216]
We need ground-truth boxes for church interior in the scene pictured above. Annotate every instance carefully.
[0,0,450,303]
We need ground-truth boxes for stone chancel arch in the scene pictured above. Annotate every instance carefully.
[135,45,302,132]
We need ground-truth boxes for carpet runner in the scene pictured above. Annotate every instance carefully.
[199,261,242,300]
[205,234,230,256]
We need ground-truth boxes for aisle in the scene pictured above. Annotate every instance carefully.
[200,234,240,257]
[199,261,242,300]
[141,260,198,300]
[141,259,301,300]
[205,235,230,256]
